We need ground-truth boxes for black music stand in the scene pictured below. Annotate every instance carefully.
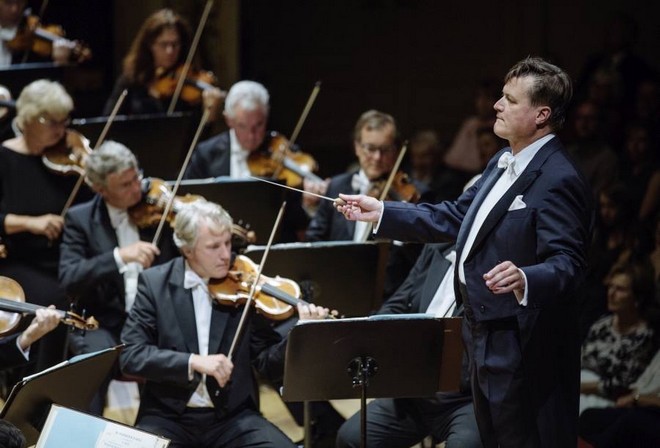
[0,345,122,446]
[0,63,66,97]
[70,113,196,179]
[176,178,286,245]
[244,241,391,317]
[282,315,457,448]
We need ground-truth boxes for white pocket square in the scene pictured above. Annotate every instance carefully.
[508,195,526,211]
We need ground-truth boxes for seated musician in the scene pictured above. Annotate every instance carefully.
[0,306,60,369]
[0,0,72,67]
[305,109,430,296]
[120,199,328,447]
[59,140,178,414]
[337,243,481,448]
[1,79,93,371]
[184,79,309,242]
[103,8,223,120]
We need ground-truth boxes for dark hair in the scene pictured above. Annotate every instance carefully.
[0,420,26,448]
[504,57,573,131]
[122,9,194,86]
[607,260,656,318]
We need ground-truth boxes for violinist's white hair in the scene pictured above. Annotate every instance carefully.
[15,80,73,129]
[224,80,270,119]
[85,141,138,187]
[173,200,233,249]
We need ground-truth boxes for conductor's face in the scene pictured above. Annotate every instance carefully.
[184,223,232,280]
[225,106,268,153]
[493,76,546,152]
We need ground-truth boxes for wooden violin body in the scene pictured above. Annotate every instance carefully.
[41,129,92,177]
[0,276,98,336]
[5,14,92,63]
[248,132,323,187]
[209,255,302,321]
[151,65,220,106]
[367,171,421,203]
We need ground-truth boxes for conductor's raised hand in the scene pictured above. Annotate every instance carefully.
[335,193,382,222]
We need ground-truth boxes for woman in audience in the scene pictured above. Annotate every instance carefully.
[580,260,657,414]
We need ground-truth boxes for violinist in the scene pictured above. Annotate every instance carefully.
[59,140,178,415]
[103,8,223,120]
[184,80,310,242]
[0,79,92,371]
[305,110,431,298]
[0,0,72,67]
[120,200,328,448]
[0,305,60,369]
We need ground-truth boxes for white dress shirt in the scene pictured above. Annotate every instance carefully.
[458,134,554,305]
[184,265,215,408]
[107,204,142,312]
[229,129,252,179]
[352,170,372,242]
[0,26,17,68]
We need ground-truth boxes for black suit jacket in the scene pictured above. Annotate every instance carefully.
[306,171,357,241]
[59,195,177,333]
[120,257,287,419]
[0,334,28,369]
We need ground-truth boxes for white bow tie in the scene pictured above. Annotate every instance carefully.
[184,269,208,290]
[497,152,517,176]
[351,172,370,193]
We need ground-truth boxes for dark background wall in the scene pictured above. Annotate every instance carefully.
[24,0,660,177]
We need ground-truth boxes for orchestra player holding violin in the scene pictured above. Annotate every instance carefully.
[0,306,59,369]
[59,141,178,415]
[184,80,311,242]
[120,199,328,448]
[0,0,76,67]
[103,8,223,120]
[0,79,93,370]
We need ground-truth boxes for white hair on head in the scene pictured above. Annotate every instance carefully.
[173,200,233,249]
[85,141,138,187]
[15,80,73,129]
[224,80,270,119]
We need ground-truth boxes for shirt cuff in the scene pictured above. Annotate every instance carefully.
[515,268,528,306]
[372,201,385,234]
[16,336,29,360]
[113,247,128,273]
[188,354,194,381]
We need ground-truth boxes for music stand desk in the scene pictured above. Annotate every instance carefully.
[0,345,122,446]
[282,315,460,447]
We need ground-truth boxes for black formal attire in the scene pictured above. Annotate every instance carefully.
[120,257,296,448]
[375,138,594,447]
[59,194,177,413]
[0,145,92,370]
[184,130,308,243]
[305,170,429,299]
[0,334,27,370]
[337,243,481,448]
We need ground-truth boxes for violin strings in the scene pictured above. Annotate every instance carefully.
[248,176,337,203]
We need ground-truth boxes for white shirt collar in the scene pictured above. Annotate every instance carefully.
[509,133,555,176]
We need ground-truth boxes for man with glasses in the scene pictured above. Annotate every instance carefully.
[59,140,178,415]
[305,109,402,242]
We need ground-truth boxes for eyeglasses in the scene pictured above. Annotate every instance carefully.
[37,116,71,128]
[358,142,397,155]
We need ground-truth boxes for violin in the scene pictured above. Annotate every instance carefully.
[0,276,98,337]
[209,254,333,321]
[41,129,92,177]
[248,132,324,187]
[128,178,257,247]
[367,171,421,203]
[5,14,92,63]
[151,65,222,106]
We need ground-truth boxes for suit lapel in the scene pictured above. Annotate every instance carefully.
[93,198,119,249]
[467,142,558,259]
[208,299,231,355]
[420,253,451,312]
[169,259,200,354]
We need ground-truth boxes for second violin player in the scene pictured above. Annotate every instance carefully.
[103,8,224,120]
[59,141,179,415]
